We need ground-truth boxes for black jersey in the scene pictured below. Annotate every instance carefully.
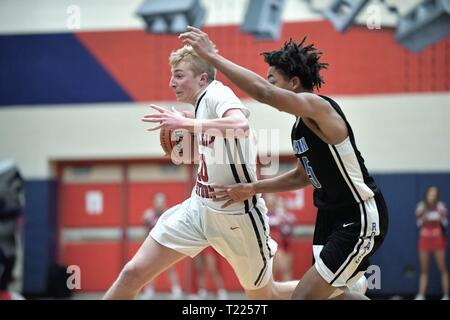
[291,95,378,210]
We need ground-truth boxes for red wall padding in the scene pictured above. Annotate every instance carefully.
[61,184,122,227]
[127,182,188,226]
[63,242,122,292]
[277,187,317,225]
[290,238,314,280]
[76,21,450,102]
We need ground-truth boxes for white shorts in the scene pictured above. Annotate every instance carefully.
[150,195,277,290]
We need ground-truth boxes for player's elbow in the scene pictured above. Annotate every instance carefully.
[233,119,250,138]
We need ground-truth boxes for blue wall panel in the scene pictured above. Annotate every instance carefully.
[0,34,131,106]
[23,180,57,295]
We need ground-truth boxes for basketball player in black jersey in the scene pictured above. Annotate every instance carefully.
[180,27,389,300]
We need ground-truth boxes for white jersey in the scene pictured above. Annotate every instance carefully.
[192,80,264,214]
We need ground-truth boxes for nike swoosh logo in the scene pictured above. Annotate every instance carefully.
[343,222,354,228]
[230,227,239,230]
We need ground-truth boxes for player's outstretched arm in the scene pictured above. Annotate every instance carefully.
[142,104,248,137]
[211,162,310,208]
[179,27,325,119]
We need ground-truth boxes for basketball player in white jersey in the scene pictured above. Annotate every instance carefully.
[103,46,299,300]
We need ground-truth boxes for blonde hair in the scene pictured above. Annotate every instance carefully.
[169,46,216,82]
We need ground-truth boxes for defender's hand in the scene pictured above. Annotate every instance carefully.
[210,183,256,208]
[179,26,218,61]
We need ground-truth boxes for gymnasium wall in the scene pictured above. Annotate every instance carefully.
[1,24,449,177]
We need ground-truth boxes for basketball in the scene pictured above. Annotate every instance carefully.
[160,127,196,164]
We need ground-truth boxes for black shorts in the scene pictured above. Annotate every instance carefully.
[312,192,389,287]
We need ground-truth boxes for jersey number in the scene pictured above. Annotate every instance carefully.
[302,156,322,189]
[198,154,209,182]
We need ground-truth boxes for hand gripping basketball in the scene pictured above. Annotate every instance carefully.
[159,126,172,156]
[159,128,195,164]
[159,127,183,156]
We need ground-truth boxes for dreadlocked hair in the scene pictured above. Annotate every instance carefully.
[261,37,328,91]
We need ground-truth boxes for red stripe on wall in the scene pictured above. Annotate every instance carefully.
[75,21,450,102]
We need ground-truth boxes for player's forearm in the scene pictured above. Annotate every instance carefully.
[184,116,249,137]
[252,168,310,194]
[209,54,273,104]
